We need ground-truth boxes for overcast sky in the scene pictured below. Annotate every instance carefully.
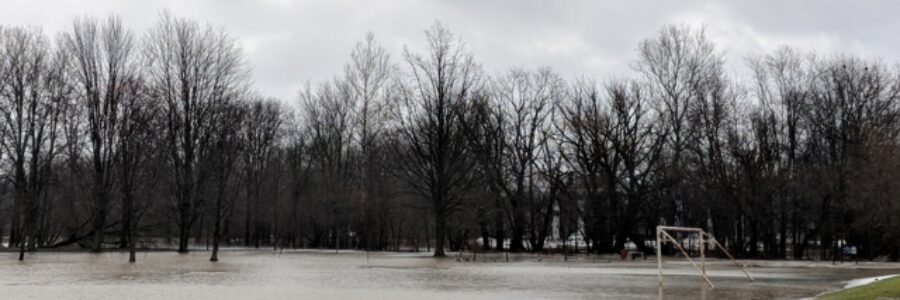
[2,0,899,101]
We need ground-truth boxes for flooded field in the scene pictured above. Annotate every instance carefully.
[0,249,898,299]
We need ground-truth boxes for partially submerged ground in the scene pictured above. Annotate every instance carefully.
[818,275,900,300]
[0,249,897,299]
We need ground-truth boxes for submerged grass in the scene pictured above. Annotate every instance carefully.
[818,275,900,300]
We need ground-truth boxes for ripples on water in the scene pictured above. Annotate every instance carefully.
[0,250,897,299]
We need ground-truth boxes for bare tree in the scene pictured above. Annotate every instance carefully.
[604,80,666,251]
[63,16,139,252]
[462,90,505,251]
[300,80,355,249]
[480,68,562,252]
[802,57,900,260]
[557,79,612,252]
[392,22,481,257]
[208,100,246,261]
[747,47,814,258]
[113,71,159,262]
[633,25,724,228]
[282,113,310,249]
[240,97,283,248]
[0,15,899,262]
[0,27,69,260]
[344,32,395,251]
[143,12,249,253]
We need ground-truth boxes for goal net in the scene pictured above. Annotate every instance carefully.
[655,226,753,288]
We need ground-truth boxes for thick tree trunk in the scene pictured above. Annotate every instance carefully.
[128,224,136,263]
[178,218,191,253]
[433,214,446,257]
[211,216,221,262]
[510,206,525,252]
[129,240,136,263]
[18,240,25,261]
[91,153,110,253]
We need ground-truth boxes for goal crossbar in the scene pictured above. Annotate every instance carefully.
[656,226,754,288]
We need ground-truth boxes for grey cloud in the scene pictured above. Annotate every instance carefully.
[2,0,898,101]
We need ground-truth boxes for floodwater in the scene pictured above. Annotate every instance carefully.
[0,249,898,299]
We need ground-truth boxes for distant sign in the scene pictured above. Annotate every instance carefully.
[842,246,857,255]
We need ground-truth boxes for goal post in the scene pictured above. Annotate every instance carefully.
[656,225,753,288]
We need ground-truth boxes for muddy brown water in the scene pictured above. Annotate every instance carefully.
[1,249,897,299]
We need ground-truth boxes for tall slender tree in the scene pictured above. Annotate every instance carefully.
[143,12,249,253]
[63,16,139,252]
[344,32,395,251]
[0,27,69,260]
[393,22,481,257]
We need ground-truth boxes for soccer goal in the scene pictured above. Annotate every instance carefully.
[655,226,753,288]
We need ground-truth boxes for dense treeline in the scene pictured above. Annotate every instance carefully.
[1,14,898,262]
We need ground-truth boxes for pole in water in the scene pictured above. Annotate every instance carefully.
[656,228,663,287]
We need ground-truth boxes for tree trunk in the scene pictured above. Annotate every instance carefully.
[510,205,525,252]
[120,197,130,249]
[211,215,221,262]
[494,200,505,251]
[124,188,135,262]
[178,220,191,253]
[425,219,431,253]
[18,240,25,261]
[434,214,446,257]
[478,208,491,250]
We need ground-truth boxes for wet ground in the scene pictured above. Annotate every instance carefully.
[0,249,898,299]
